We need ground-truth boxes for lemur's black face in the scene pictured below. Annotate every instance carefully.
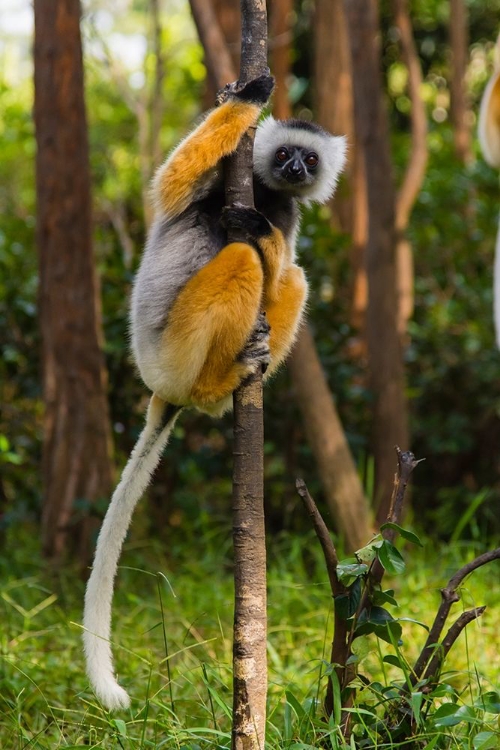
[272,145,319,189]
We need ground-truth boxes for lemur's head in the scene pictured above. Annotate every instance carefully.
[253,117,347,204]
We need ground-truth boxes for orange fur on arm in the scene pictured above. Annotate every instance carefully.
[156,101,261,217]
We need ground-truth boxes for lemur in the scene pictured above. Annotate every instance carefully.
[478,37,500,347]
[83,74,347,710]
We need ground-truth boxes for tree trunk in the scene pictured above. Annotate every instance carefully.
[272,0,371,550]
[344,0,409,520]
[270,0,293,119]
[190,0,236,94]
[393,0,428,338]
[314,0,369,330]
[223,2,269,746]
[449,0,472,164]
[288,327,371,550]
[34,0,114,562]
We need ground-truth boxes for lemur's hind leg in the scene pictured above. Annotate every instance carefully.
[158,243,267,408]
[222,204,308,377]
[264,264,308,377]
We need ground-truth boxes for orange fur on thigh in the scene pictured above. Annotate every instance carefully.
[264,264,308,375]
[162,243,264,407]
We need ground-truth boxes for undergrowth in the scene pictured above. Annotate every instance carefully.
[0,519,499,748]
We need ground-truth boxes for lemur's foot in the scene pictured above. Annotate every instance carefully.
[239,312,271,373]
[216,73,274,106]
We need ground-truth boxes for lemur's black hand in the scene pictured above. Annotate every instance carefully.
[216,73,275,106]
[221,204,272,239]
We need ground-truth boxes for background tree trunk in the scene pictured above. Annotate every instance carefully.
[393,0,428,337]
[344,0,409,519]
[288,327,371,550]
[281,0,371,549]
[34,0,114,562]
[270,0,293,119]
[314,0,369,330]
[449,0,472,164]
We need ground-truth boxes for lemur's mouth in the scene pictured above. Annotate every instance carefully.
[285,171,306,184]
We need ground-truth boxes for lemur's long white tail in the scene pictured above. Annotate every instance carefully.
[83,395,182,710]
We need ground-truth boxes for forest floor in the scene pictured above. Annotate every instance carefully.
[1,519,499,748]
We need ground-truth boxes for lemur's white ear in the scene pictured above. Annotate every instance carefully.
[478,35,500,168]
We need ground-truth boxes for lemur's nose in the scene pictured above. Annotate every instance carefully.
[288,160,305,179]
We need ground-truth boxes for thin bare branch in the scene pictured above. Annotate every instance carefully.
[423,607,487,683]
[411,548,500,684]
[296,479,344,597]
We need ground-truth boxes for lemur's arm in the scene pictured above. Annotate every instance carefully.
[154,75,274,219]
[222,205,291,303]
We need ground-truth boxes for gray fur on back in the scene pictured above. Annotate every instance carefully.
[131,206,222,373]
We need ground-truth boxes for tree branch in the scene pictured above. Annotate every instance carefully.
[422,607,487,684]
[411,548,500,685]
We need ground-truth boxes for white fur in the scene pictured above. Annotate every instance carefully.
[83,400,181,710]
[478,69,500,168]
[253,116,347,205]
[478,39,500,346]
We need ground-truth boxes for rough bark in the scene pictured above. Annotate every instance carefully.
[344,0,409,520]
[449,0,472,164]
[34,0,114,562]
[223,2,269,747]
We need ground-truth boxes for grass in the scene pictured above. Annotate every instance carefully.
[0,517,499,748]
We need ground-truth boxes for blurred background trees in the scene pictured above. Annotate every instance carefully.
[1,0,500,560]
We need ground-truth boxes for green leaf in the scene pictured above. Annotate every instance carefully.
[473,732,499,749]
[336,561,369,586]
[475,691,500,714]
[411,691,424,726]
[329,669,342,727]
[355,607,403,644]
[354,541,379,564]
[372,588,398,607]
[432,703,462,727]
[111,719,128,737]
[377,540,406,575]
[285,690,306,720]
[335,578,361,619]
[380,522,423,546]
[365,606,395,625]
[432,703,479,728]
[383,654,405,670]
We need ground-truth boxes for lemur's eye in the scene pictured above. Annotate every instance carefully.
[275,148,289,163]
[305,152,319,167]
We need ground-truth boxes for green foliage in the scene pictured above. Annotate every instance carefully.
[1,0,500,547]
[1,522,499,748]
